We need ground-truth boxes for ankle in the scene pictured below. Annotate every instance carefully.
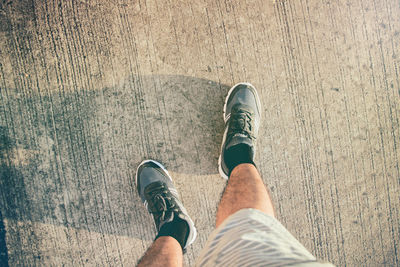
[156,215,189,250]
[224,144,255,175]
[230,163,258,176]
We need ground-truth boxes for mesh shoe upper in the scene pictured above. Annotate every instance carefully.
[143,181,185,231]
[219,83,261,179]
[225,104,257,150]
[136,160,197,249]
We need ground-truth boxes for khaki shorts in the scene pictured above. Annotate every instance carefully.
[195,209,334,267]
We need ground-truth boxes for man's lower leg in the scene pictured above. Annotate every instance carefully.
[137,236,182,267]
[216,163,275,227]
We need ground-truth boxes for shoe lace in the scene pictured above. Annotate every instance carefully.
[146,183,178,222]
[227,108,256,140]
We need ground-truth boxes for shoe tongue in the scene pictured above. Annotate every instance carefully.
[226,133,253,150]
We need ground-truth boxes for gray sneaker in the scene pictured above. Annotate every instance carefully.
[135,160,197,249]
[218,82,262,179]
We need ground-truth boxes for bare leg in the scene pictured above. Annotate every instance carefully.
[137,236,182,267]
[216,163,275,227]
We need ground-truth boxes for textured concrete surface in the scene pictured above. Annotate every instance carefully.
[0,0,399,266]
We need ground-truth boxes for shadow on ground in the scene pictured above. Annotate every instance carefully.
[0,75,229,239]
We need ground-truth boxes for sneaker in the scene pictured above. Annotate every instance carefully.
[135,160,197,249]
[218,82,262,179]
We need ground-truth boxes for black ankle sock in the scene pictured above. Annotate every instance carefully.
[224,144,255,174]
[156,215,189,250]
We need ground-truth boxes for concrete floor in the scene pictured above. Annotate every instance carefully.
[0,0,399,266]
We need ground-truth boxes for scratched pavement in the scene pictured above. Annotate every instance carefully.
[0,0,399,266]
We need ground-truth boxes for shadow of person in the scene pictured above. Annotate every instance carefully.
[98,74,229,175]
[0,75,229,242]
